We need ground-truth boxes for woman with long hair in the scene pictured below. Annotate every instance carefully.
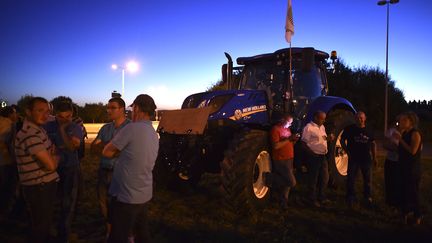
[395,111,423,225]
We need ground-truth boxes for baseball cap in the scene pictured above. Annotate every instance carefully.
[130,94,157,115]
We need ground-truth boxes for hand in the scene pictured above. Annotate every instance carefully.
[49,145,60,164]
[289,134,300,142]
[372,158,378,167]
[49,144,57,155]
[392,131,401,141]
[59,121,72,131]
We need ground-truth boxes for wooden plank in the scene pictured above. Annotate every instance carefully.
[157,107,211,135]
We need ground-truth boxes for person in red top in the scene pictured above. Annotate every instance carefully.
[271,113,299,208]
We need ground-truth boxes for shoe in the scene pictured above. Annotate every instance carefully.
[128,236,135,243]
[301,165,308,173]
[347,199,355,209]
[415,216,423,225]
[403,214,409,225]
[320,199,331,205]
[365,197,374,207]
[312,200,321,208]
[280,201,289,210]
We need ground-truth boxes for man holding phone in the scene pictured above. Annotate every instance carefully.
[271,113,299,209]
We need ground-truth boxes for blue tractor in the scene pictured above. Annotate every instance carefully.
[155,47,355,215]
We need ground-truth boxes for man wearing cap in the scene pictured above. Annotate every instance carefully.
[103,94,159,243]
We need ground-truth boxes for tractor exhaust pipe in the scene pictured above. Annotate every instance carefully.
[223,52,233,90]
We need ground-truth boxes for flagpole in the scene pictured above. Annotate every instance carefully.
[285,0,294,113]
[289,42,293,113]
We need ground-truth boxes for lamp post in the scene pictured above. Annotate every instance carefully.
[111,61,139,97]
[377,0,399,134]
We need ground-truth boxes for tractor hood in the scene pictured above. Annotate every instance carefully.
[182,90,269,124]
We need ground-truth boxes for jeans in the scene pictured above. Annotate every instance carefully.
[273,159,296,202]
[108,198,150,243]
[22,180,58,243]
[347,159,372,202]
[273,159,296,187]
[384,159,401,207]
[307,154,328,201]
[0,164,18,214]
[57,165,80,242]
[97,168,113,219]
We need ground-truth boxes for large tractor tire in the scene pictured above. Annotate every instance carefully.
[220,129,272,216]
[326,109,355,186]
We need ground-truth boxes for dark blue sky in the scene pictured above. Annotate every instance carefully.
[1,0,431,109]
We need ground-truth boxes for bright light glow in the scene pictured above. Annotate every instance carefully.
[111,64,118,70]
[126,61,139,72]
[283,118,293,128]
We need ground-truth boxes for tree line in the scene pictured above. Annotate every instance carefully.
[326,60,408,129]
[327,60,431,140]
[10,58,432,139]
[15,95,109,123]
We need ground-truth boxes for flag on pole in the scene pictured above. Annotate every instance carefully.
[285,0,294,43]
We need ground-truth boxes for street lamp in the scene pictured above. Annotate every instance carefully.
[377,0,399,134]
[111,61,139,97]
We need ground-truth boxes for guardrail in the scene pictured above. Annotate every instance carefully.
[84,121,160,142]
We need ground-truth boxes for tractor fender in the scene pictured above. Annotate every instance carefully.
[304,96,356,123]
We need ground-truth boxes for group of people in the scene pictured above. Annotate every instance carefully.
[93,95,158,243]
[0,93,159,243]
[271,111,335,209]
[270,110,423,225]
[383,111,423,225]
[0,96,425,242]
[0,98,87,243]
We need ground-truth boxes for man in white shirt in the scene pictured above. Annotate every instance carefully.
[301,111,331,207]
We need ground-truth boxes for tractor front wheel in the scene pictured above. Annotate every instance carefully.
[220,129,272,216]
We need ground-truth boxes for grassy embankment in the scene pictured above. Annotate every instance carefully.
[1,146,431,243]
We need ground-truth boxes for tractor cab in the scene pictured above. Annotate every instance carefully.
[224,47,331,123]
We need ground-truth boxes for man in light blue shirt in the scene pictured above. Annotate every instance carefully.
[44,101,83,242]
[90,97,130,236]
[103,94,158,243]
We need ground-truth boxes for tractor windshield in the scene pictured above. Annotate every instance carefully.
[292,65,326,98]
[240,62,326,99]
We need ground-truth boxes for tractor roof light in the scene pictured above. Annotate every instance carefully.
[330,50,338,61]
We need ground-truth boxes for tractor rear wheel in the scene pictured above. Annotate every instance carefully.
[220,129,272,216]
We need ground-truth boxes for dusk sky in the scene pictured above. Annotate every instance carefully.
[1,0,431,109]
